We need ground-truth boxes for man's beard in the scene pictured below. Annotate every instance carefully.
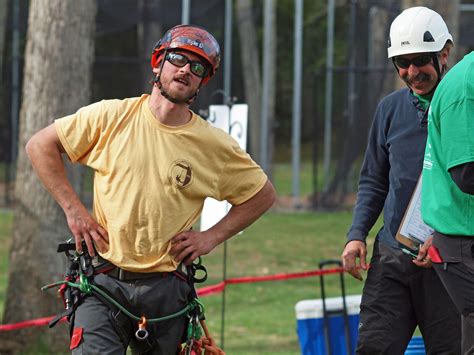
[158,78,197,104]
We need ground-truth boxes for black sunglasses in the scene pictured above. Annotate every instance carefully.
[393,54,433,69]
[165,52,208,78]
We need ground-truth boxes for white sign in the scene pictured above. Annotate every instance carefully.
[200,104,248,231]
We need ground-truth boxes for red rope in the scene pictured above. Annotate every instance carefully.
[197,267,344,297]
[0,267,345,331]
[0,316,66,331]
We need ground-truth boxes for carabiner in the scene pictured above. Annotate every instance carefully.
[135,316,149,340]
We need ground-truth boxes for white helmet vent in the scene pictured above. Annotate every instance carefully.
[423,31,434,42]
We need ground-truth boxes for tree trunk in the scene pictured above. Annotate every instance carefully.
[321,0,364,207]
[236,0,262,160]
[266,0,276,180]
[137,0,162,92]
[0,0,9,176]
[0,0,7,84]
[370,3,394,100]
[0,1,96,353]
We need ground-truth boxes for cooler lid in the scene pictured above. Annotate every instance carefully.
[295,294,362,319]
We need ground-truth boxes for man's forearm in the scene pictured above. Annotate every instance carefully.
[26,125,85,215]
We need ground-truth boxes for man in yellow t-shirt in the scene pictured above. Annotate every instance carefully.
[26,24,275,354]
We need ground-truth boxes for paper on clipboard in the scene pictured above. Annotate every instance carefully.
[396,176,434,250]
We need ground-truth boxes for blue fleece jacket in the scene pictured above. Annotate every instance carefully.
[347,88,428,249]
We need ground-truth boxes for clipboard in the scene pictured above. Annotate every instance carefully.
[395,175,434,251]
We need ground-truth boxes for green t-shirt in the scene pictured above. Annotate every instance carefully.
[422,51,474,235]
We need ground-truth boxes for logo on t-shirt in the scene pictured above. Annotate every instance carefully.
[423,143,433,170]
[169,160,193,188]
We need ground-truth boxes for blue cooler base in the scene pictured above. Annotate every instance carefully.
[297,313,359,355]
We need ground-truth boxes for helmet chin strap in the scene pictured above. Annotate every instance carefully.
[424,52,445,96]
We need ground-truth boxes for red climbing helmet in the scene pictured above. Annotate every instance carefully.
[151,24,221,84]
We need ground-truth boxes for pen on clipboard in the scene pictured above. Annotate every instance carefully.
[401,248,418,258]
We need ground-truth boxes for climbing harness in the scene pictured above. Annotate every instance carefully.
[42,240,224,354]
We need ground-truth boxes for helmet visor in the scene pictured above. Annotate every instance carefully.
[169,35,216,62]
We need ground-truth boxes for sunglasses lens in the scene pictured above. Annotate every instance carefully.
[394,54,432,69]
[167,53,187,67]
[394,57,410,69]
[412,55,432,67]
[191,63,206,77]
[166,52,207,77]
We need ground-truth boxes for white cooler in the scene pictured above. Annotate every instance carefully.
[295,294,362,355]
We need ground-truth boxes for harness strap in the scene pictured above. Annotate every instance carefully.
[48,307,75,328]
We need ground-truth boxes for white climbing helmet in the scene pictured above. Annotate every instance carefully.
[387,6,453,58]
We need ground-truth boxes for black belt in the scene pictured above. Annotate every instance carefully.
[105,266,169,281]
[92,255,171,281]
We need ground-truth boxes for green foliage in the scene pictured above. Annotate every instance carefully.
[275,0,326,141]
[274,0,354,143]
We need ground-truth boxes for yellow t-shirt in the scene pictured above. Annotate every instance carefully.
[55,94,267,272]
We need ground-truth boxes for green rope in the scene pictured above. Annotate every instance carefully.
[79,274,92,294]
[42,278,205,324]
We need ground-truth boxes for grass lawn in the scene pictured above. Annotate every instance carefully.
[0,161,378,353]
[273,163,315,197]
